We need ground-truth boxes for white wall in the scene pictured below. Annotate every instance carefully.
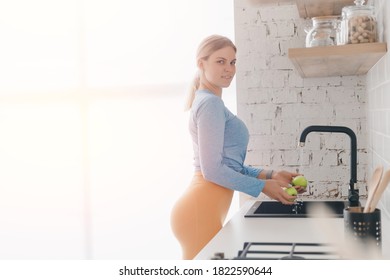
[234,0,390,258]
[367,0,390,232]
[234,0,368,204]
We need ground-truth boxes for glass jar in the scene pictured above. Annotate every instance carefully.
[305,16,340,48]
[340,0,377,45]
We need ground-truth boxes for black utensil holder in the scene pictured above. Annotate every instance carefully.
[344,207,381,251]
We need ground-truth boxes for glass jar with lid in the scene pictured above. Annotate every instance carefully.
[340,0,377,45]
[305,16,340,48]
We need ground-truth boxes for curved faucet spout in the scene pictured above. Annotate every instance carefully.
[299,125,358,206]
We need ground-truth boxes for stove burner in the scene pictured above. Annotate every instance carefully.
[233,242,340,260]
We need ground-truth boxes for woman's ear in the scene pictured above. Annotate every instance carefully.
[197,59,204,71]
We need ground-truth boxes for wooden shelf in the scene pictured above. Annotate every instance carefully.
[288,43,387,78]
[249,0,354,18]
[295,0,354,18]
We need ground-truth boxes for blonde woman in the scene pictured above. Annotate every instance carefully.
[170,35,303,260]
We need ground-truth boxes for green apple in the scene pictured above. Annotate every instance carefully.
[284,187,298,196]
[283,187,297,201]
[292,175,308,189]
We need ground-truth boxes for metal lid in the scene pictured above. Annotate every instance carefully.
[342,0,375,15]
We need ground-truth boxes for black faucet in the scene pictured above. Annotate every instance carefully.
[299,125,359,206]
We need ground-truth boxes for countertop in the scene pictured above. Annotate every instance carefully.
[195,199,390,260]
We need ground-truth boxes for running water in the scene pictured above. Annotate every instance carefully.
[291,147,306,214]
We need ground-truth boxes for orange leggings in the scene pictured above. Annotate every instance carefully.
[170,173,233,259]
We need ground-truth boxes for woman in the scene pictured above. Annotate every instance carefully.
[170,35,303,260]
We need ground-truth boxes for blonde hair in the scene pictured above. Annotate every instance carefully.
[184,35,237,111]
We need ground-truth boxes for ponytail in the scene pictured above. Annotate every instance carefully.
[184,71,200,111]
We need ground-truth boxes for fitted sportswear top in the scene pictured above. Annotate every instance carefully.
[189,89,265,197]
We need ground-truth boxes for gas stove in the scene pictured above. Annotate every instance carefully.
[212,242,341,260]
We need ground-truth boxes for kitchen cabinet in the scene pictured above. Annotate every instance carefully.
[288,43,387,78]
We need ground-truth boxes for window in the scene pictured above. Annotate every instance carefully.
[0,0,235,259]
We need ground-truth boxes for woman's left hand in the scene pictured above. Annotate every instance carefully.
[272,170,300,184]
[272,170,306,194]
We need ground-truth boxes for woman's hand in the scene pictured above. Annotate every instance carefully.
[272,170,306,194]
[272,170,300,184]
[261,180,296,205]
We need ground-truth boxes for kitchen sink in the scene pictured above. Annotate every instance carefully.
[245,200,349,218]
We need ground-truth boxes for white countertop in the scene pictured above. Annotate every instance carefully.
[195,200,389,260]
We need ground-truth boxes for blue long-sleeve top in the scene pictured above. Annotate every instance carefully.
[189,89,265,197]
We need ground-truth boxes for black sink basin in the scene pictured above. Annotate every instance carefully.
[245,200,349,218]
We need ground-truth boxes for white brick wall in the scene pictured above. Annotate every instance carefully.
[234,0,369,202]
[367,0,390,220]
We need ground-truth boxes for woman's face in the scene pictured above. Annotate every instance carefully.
[199,46,236,90]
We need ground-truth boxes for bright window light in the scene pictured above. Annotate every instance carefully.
[0,0,235,259]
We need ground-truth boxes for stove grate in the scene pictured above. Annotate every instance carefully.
[233,242,341,260]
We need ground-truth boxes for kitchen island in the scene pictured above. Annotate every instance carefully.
[195,199,389,260]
